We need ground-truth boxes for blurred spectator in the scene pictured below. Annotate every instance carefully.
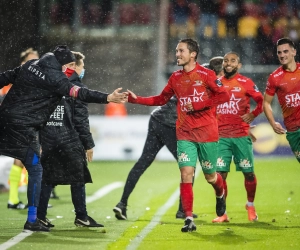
[256,17,277,64]
[56,0,75,26]
[169,0,194,38]
[172,0,190,25]
[285,15,300,44]
[287,0,300,17]
[272,16,288,44]
[99,0,113,25]
[199,0,220,38]
[221,0,243,37]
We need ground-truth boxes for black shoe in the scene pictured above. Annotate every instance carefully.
[113,202,127,220]
[176,210,198,219]
[74,216,104,227]
[24,220,50,232]
[7,201,27,210]
[38,217,55,228]
[181,218,196,232]
[216,195,226,217]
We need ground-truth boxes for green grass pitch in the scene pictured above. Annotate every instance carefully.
[0,158,299,250]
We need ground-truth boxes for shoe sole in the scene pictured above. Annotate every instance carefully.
[113,207,127,220]
[74,223,104,227]
[181,226,196,232]
[176,213,198,219]
[212,219,229,223]
[249,216,258,222]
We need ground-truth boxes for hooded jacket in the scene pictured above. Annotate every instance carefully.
[40,72,94,184]
[0,52,108,162]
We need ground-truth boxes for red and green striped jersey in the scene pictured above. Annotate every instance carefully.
[217,73,263,137]
[266,63,300,132]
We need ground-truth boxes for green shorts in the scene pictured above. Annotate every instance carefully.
[177,140,218,174]
[216,136,254,173]
[286,129,300,163]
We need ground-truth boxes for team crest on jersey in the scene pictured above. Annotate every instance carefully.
[193,80,202,86]
[215,79,223,87]
[232,87,241,92]
[253,85,259,92]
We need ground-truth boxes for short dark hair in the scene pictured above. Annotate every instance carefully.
[72,51,85,66]
[277,37,296,49]
[224,51,241,63]
[209,56,223,75]
[179,38,199,59]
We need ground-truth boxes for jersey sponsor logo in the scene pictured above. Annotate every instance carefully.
[46,121,63,126]
[253,85,259,92]
[179,88,204,112]
[215,79,223,87]
[285,93,300,108]
[201,160,213,169]
[231,87,241,92]
[48,105,65,124]
[291,78,296,80]
[216,93,241,115]
[238,159,252,168]
[28,65,45,80]
[178,152,190,163]
[216,157,226,167]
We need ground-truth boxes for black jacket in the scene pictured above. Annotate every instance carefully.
[40,72,94,185]
[151,96,177,128]
[0,52,107,162]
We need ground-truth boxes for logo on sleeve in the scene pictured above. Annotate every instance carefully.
[253,85,259,92]
[215,79,223,87]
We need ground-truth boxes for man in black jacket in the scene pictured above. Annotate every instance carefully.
[37,51,103,228]
[0,45,127,232]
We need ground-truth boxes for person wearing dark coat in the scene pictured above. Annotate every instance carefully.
[37,51,103,228]
[0,45,127,232]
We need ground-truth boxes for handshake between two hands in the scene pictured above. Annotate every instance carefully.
[107,88,137,103]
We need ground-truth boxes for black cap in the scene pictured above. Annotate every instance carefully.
[53,45,75,65]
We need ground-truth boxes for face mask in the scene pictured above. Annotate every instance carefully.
[64,67,75,78]
[79,69,85,79]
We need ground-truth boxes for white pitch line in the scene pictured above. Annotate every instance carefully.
[0,181,124,250]
[0,231,33,250]
[86,181,124,203]
[126,168,201,250]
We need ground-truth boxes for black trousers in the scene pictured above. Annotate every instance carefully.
[38,183,87,220]
[120,117,177,205]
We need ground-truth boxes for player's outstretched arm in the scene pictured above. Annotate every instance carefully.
[107,88,128,103]
[127,89,137,100]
